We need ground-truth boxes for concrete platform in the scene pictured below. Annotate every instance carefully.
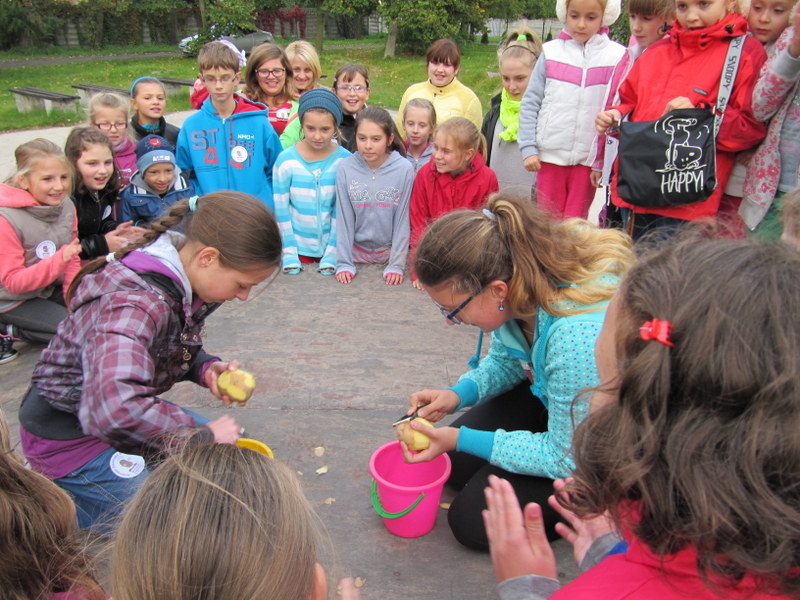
[0,263,580,598]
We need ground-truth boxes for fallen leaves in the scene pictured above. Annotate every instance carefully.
[314,446,325,457]
[315,465,328,475]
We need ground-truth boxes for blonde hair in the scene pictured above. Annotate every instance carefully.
[88,92,130,128]
[4,138,69,188]
[435,117,487,160]
[499,24,543,69]
[402,98,437,130]
[285,40,322,89]
[111,443,321,600]
[414,193,633,317]
[0,409,104,600]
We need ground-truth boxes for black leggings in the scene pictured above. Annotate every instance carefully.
[446,382,562,551]
[0,289,66,344]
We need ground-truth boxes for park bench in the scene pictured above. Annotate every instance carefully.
[71,83,129,106]
[158,77,195,96]
[9,87,80,114]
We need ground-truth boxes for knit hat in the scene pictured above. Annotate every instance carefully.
[135,135,176,175]
[556,0,621,26]
[298,88,343,125]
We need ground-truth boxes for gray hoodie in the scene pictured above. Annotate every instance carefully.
[334,150,414,278]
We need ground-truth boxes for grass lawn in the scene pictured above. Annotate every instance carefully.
[0,41,503,132]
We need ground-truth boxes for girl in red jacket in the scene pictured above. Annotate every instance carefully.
[484,238,800,600]
[595,0,767,239]
[410,117,499,289]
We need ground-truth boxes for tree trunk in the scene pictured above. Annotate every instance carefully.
[383,21,397,58]
[199,0,207,31]
[352,14,363,38]
[315,8,324,53]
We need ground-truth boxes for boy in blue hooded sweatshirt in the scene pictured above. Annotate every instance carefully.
[120,135,195,226]
[176,41,283,210]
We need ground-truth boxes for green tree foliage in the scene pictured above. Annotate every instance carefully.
[0,0,59,48]
[379,0,487,51]
[483,0,556,20]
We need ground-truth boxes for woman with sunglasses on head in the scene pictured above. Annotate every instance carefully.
[401,192,632,551]
[243,43,301,148]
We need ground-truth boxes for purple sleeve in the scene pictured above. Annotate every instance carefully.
[76,295,197,453]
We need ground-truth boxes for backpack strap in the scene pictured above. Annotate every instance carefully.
[713,35,745,137]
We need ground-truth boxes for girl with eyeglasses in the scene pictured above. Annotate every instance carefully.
[400,193,632,551]
[334,63,371,152]
[243,43,301,148]
[89,92,137,188]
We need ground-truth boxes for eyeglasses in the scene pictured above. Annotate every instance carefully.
[432,293,477,325]
[337,85,368,93]
[256,67,286,78]
[202,75,236,84]
[95,121,127,131]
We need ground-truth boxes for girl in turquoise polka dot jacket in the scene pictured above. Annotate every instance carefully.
[401,192,632,551]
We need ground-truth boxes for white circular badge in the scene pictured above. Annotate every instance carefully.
[109,452,146,479]
[231,145,249,163]
[35,240,57,259]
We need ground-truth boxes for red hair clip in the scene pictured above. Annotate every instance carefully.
[639,318,673,347]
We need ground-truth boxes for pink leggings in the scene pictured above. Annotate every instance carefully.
[535,162,595,219]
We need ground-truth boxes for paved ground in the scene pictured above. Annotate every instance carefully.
[0,118,584,598]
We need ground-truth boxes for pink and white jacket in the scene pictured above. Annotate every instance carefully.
[739,26,800,230]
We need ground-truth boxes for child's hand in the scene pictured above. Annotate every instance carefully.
[590,170,603,188]
[663,96,694,114]
[384,272,404,286]
[206,414,243,444]
[412,278,424,290]
[595,110,622,135]
[338,577,361,600]
[791,14,800,58]
[484,475,558,583]
[61,239,82,262]
[549,478,615,567]
[204,360,241,406]
[114,221,147,240]
[336,271,353,284]
[524,155,542,172]
[400,422,458,463]
[409,389,460,422]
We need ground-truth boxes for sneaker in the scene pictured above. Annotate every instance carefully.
[0,324,19,365]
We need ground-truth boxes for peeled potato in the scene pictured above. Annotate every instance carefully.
[217,369,256,405]
[396,417,432,451]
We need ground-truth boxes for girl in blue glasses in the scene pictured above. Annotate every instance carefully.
[401,192,632,550]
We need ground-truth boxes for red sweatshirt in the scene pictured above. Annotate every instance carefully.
[409,153,499,258]
[610,14,766,220]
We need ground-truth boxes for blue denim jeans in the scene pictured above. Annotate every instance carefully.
[56,405,210,531]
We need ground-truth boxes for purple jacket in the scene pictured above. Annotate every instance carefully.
[31,235,219,454]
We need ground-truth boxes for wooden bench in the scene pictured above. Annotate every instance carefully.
[158,77,195,96]
[71,83,129,106]
[9,87,80,114]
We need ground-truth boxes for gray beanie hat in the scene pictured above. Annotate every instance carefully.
[298,88,343,124]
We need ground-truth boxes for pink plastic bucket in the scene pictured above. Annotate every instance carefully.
[369,441,451,538]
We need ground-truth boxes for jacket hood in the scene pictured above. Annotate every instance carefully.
[557,0,620,26]
[133,231,193,301]
[670,13,748,48]
[0,182,72,223]
[200,93,267,120]
[128,169,188,197]
[352,149,408,173]
[0,183,39,208]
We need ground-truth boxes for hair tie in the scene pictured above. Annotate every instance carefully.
[106,252,117,262]
[639,318,673,347]
[482,208,496,221]
[129,76,160,97]
[188,196,199,213]
[516,33,527,40]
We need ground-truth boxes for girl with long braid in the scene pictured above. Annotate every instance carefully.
[18,192,282,531]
